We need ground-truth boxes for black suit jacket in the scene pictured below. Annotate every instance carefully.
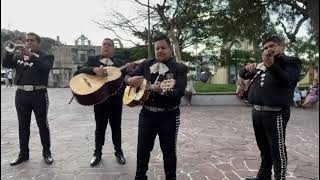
[240,55,301,107]
[78,55,127,75]
[2,51,54,86]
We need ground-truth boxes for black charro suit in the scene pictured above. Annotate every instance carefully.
[2,50,54,165]
[78,55,129,165]
[126,57,188,179]
[240,55,301,180]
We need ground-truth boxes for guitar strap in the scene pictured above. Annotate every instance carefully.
[68,94,75,104]
[154,74,161,83]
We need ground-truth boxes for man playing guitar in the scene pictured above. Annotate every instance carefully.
[125,34,188,180]
[78,38,135,167]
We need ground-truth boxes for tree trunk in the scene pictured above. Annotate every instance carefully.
[308,0,319,47]
[167,29,182,62]
[252,39,260,63]
[308,0,319,82]
[235,65,238,81]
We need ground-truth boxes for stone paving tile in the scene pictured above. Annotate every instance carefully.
[1,86,319,180]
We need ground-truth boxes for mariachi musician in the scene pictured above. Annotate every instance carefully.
[241,36,301,180]
[125,34,188,179]
[77,38,135,167]
[2,32,54,166]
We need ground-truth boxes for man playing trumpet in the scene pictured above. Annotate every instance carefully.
[2,32,54,166]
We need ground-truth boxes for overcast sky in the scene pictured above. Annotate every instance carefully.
[1,0,151,47]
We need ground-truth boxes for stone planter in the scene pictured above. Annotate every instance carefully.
[181,92,246,106]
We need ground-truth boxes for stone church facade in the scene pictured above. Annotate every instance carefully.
[48,34,101,87]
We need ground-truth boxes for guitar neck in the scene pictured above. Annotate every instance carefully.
[119,59,143,70]
[119,64,128,70]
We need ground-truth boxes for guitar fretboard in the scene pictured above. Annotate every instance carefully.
[119,64,128,70]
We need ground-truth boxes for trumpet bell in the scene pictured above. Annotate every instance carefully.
[3,40,15,52]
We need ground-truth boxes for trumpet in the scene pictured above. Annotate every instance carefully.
[3,40,28,53]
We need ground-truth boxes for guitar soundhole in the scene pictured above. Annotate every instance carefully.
[83,78,92,88]
[135,87,141,93]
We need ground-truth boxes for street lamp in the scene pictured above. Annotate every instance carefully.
[147,0,152,59]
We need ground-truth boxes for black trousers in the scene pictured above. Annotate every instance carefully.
[7,79,13,87]
[252,108,290,180]
[93,94,123,154]
[135,108,180,180]
[15,89,51,155]
[184,91,192,104]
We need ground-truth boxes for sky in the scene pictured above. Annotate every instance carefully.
[1,0,151,47]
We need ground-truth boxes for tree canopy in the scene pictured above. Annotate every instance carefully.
[96,0,317,67]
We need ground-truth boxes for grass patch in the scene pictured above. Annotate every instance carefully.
[194,82,237,92]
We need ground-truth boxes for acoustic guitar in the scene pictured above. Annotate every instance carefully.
[69,65,127,106]
[123,79,175,107]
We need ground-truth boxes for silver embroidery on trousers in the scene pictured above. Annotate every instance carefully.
[276,115,287,179]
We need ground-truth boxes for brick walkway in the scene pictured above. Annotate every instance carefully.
[1,87,319,180]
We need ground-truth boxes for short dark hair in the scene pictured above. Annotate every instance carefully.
[103,38,114,47]
[26,32,41,43]
[154,34,172,48]
[262,36,283,46]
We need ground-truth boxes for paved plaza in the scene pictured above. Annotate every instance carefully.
[1,86,319,180]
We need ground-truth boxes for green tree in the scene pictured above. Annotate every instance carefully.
[95,0,317,65]
[96,0,210,62]
[1,29,26,59]
[114,46,148,62]
[1,29,57,58]
[286,35,319,75]
[180,51,195,62]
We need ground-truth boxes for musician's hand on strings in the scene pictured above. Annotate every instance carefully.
[159,79,175,94]
[127,76,144,87]
[126,63,136,71]
[151,81,163,93]
[93,66,107,76]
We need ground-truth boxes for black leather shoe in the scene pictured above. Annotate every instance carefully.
[10,153,29,166]
[245,176,271,180]
[115,151,126,165]
[43,151,53,165]
[90,155,101,167]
